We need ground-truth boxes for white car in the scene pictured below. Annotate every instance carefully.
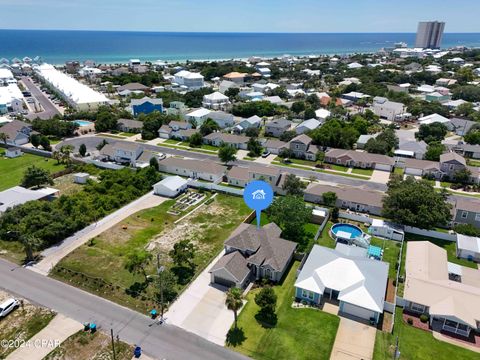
[0,298,20,318]
[157,153,166,160]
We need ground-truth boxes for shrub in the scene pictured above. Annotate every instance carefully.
[420,314,429,323]
[407,318,413,325]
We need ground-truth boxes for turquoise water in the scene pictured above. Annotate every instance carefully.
[331,223,363,239]
[74,120,93,127]
[1,30,480,64]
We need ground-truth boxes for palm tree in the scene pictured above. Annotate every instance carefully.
[52,151,61,164]
[19,234,42,262]
[225,287,243,329]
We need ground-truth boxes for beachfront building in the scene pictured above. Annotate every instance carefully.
[34,63,110,111]
[202,91,230,110]
[130,97,163,116]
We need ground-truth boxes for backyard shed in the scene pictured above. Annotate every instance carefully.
[153,176,188,198]
[456,234,480,262]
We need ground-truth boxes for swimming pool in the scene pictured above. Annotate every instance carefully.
[73,120,94,127]
[331,223,363,240]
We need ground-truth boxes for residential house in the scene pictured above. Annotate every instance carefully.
[288,134,319,161]
[295,243,388,324]
[452,143,480,160]
[233,115,262,133]
[100,142,144,166]
[171,128,199,141]
[174,70,204,89]
[118,119,143,133]
[452,198,480,229]
[449,118,477,136]
[397,140,427,160]
[158,120,192,139]
[403,241,480,337]
[157,157,226,182]
[304,183,385,216]
[315,109,331,122]
[0,186,59,213]
[184,108,211,127]
[262,139,288,155]
[223,72,249,84]
[165,101,188,117]
[324,149,394,171]
[418,113,453,130]
[202,91,230,110]
[425,91,451,103]
[226,166,250,188]
[248,166,281,186]
[0,120,34,145]
[436,78,458,87]
[263,96,285,106]
[210,223,297,287]
[295,119,321,134]
[219,80,239,94]
[368,219,405,241]
[117,83,149,93]
[203,132,249,150]
[356,134,378,150]
[5,147,22,158]
[130,97,163,116]
[404,158,442,178]
[341,92,370,103]
[456,234,480,262]
[265,119,291,138]
[371,97,407,121]
[444,99,467,110]
[439,152,468,178]
[208,111,235,128]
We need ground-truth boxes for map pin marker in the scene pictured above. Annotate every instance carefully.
[243,180,274,228]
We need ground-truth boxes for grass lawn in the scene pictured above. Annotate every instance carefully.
[164,139,180,145]
[0,153,66,191]
[51,193,251,313]
[119,132,137,137]
[316,222,336,249]
[440,181,452,188]
[98,133,125,139]
[370,237,401,279]
[467,159,480,167]
[228,261,340,360]
[351,167,374,176]
[326,164,349,172]
[271,161,368,180]
[373,308,479,360]
[135,139,147,143]
[0,300,55,359]
[44,330,133,360]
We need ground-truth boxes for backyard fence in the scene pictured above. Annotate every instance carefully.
[403,226,456,242]
[84,159,125,170]
[188,180,244,196]
[339,212,373,224]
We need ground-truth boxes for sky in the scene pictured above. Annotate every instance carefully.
[0,0,479,33]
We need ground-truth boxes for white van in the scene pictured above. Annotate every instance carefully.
[0,298,20,318]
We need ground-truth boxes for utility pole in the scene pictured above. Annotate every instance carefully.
[157,253,165,324]
[111,328,117,360]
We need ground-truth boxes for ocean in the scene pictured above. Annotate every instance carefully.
[1,30,480,65]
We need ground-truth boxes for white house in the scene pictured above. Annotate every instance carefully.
[202,91,230,110]
[234,115,262,133]
[315,109,331,122]
[184,108,211,127]
[295,118,321,134]
[418,113,453,130]
[174,70,204,89]
[295,243,389,324]
[153,176,188,198]
[371,97,407,121]
[5,147,22,158]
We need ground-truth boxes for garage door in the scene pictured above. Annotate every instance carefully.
[213,276,236,288]
[405,167,422,176]
[374,163,392,171]
[341,302,376,321]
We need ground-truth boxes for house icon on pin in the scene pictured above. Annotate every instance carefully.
[252,189,266,200]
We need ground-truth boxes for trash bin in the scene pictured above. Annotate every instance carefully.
[89,323,97,333]
[150,309,157,319]
[83,322,90,331]
[134,346,142,358]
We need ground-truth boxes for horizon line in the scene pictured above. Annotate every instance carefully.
[1,28,480,35]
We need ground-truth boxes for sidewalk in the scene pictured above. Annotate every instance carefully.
[6,314,83,360]
[31,192,168,275]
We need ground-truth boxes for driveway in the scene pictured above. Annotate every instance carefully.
[330,317,376,360]
[254,154,276,164]
[370,170,391,184]
[166,249,236,346]
[235,149,250,160]
[32,192,168,274]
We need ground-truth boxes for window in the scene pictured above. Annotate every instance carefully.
[475,214,480,222]
[302,289,308,298]
[308,291,314,300]
[410,302,425,313]
[461,211,469,219]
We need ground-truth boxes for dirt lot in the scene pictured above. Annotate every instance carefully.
[43,330,133,360]
[0,291,55,359]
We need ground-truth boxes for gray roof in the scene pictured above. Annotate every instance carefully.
[0,120,31,139]
[399,140,427,153]
[290,134,313,146]
[158,157,226,175]
[225,223,297,272]
[440,152,466,166]
[209,251,250,282]
[118,118,143,129]
[404,158,440,171]
[266,119,291,129]
[450,118,477,134]
[203,132,249,144]
[325,149,394,166]
[130,97,163,106]
[0,186,58,213]
[263,139,287,149]
[305,183,385,208]
[117,83,149,91]
[454,197,480,213]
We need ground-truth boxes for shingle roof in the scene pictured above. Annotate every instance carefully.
[158,157,226,175]
[209,251,250,283]
[325,149,394,166]
[440,152,466,166]
[290,134,313,145]
[118,118,143,129]
[305,183,384,208]
[117,83,149,92]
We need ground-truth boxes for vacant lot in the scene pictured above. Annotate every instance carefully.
[0,291,55,359]
[374,308,479,360]
[0,153,66,191]
[228,261,340,360]
[44,330,133,360]
[52,193,251,313]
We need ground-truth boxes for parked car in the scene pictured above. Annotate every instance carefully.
[261,151,271,158]
[157,153,166,160]
[0,298,20,318]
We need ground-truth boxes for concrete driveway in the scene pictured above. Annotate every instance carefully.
[330,317,376,360]
[166,249,236,346]
[370,170,391,184]
[254,154,276,164]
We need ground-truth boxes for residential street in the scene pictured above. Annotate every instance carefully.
[59,136,388,192]
[33,191,168,275]
[0,258,250,360]
[21,76,61,120]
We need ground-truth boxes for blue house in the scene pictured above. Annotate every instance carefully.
[130,97,163,117]
[294,244,389,324]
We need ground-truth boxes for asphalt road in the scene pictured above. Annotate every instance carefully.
[61,136,388,192]
[0,258,249,360]
[21,76,61,120]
